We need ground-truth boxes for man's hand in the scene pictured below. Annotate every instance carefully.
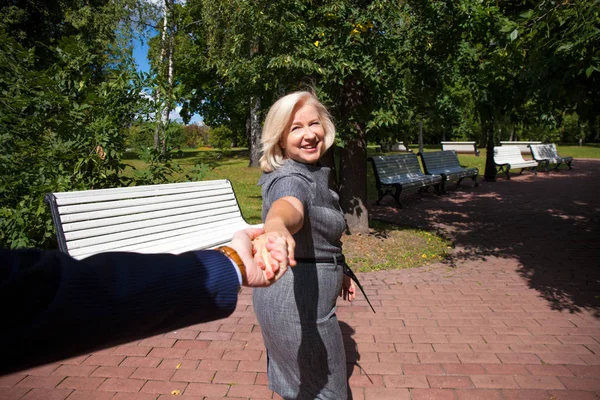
[229,228,290,287]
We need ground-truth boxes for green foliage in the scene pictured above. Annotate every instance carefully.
[209,125,234,150]
[0,23,145,248]
[134,148,182,185]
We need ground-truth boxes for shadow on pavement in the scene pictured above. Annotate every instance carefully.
[370,159,600,316]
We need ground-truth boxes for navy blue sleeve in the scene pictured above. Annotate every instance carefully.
[0,248,239,375]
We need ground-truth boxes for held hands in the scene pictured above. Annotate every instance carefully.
[230,228,291,287]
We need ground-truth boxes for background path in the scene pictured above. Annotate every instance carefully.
[1,160,598,400]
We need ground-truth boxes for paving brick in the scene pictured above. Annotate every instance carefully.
[90,366,136,379]
[409,388,456,399]
[404,364,445,375]
[483,364,529,375]
[120,357,162,368]
[183,382,230,397]
[457,353,501,364]
[357,362,404,375]
[514,375,566,389]
[56,376,105,391]
[15,375,66,389]
[140,380,188,394]
[212,371,257,385]
[51,365,98,377]
[0,387,32,400]
[470,375,519,389]
[170,369,215,383]
[427,375,473,389]
[17,387,73,399]
[548,389,600,400]
[111,346,153,357]
[96,378,145,392]
[558,377,600,391]
[364,387,410,400]
[418,353,460,364]
[226,384,275,398]
[383,375,429,388]
[442,364,486,375]
[130,367,175,381]
[497,353,542,364]
[500,389,554,400]
[526,364,574,377]
[455,389,503,400]
[156,359,199,370]
[378,352,420,363]
[81,355,125,367]
[173,340,211,350]
[538,353,586,365]
[66,390,115,400]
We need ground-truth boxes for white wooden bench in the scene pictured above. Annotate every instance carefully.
[380,141,413,153]
[493,146,540,179]
[440,141,480,156]
[529,143,573,172]
[499,141,541,155]
[45,180,259,260]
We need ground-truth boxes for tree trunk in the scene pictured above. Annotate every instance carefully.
[339,123,369,234]
[418,120,424,154]
[483,109,497,182]
[248,96,261,167]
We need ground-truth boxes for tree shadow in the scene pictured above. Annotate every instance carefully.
[370,159,600,316]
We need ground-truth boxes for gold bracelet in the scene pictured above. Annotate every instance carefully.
[217,246,248,286]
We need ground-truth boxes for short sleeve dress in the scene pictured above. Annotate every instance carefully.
[253,159,348,399]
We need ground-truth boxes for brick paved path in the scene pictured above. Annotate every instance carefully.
[1,160,599,400]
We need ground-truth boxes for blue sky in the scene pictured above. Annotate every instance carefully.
[132,37,202,124]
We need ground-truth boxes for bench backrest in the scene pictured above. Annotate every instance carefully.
[440,141,480,155]
[529,144,557,160]
[369,154,424,183]
[494,146,528,163]
[45,180,254,260]
[499,141,541,154]
[419,150,461,174]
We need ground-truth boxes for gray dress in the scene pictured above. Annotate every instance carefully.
[254,159,348,400]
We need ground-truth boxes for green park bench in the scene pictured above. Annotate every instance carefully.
[418,150,479,193]
[368,153,442,207]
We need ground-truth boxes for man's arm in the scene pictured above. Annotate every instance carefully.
[0,247,242,375]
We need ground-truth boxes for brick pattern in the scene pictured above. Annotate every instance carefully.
[4,160,600,399]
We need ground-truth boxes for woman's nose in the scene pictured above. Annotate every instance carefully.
[303,126,317,138]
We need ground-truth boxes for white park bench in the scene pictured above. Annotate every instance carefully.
[499,141,541,155]
[440,141,480,156]
[529,143,573,172]
[493,146,540,179]
[45,180,259,260]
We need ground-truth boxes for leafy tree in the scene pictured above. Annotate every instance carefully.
[0,0,147,248]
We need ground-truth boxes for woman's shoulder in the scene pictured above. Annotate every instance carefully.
[259,160,317,186]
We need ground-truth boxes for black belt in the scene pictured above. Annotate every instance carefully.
[295,255,376,313]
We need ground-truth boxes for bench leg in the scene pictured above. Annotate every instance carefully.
[393,186,403,208]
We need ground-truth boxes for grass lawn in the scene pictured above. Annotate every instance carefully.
[122,144,599,272]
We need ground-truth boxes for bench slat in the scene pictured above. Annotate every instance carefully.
[69,220,251,259]
[63,203,242,242]
[58,191,236,223]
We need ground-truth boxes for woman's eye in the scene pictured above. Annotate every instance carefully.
[311,121,320,126]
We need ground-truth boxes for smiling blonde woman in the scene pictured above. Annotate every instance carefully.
[254,91,355,399]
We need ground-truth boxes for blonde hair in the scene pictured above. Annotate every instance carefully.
[259,91,336,172]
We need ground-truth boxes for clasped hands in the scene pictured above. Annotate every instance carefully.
[229,228,295,288]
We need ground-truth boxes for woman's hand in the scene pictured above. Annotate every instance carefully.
[340,274,356,302]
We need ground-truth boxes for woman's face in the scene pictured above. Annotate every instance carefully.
[280,103,325,165]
